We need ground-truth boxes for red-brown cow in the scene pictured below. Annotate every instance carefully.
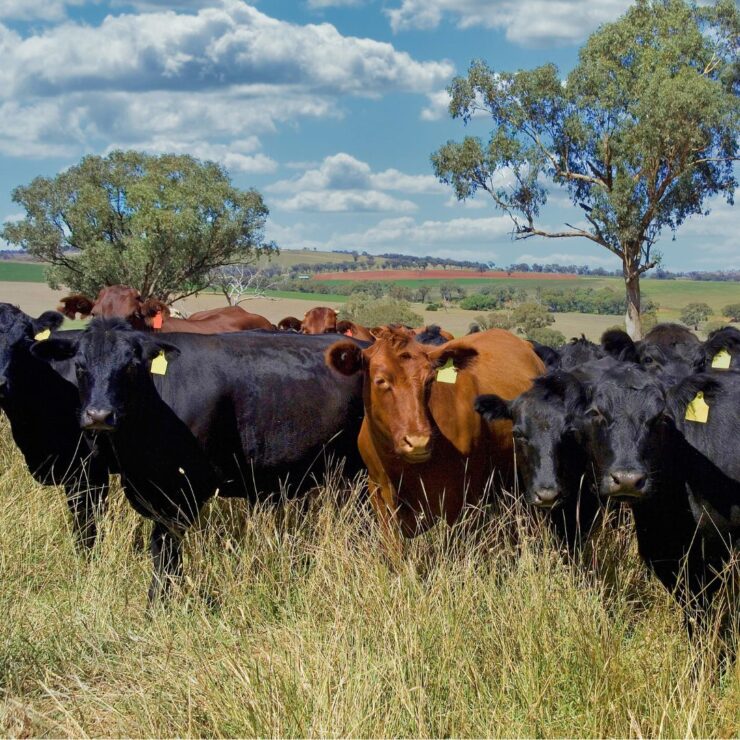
[301,306,338,334]
[326,327,543,547]
[337,320,375,342]
[57,286,272,333]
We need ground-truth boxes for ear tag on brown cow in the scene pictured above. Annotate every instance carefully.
[152,311,163,330]
[345,329,353,337]
[34,328,51,341]
[685,391,709,423]
[150,351,168,376]
[436,358,458,384]
[711,349,731,370]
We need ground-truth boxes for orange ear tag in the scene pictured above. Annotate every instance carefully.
[152,312,163,330]
[345,329,353,337]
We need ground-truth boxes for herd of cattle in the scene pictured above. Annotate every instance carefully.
[1,284,740,629]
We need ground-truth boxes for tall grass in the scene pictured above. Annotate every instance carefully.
[1,415,739,737]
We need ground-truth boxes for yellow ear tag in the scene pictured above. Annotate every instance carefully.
[34,328,51,341]
[711,349,731,370]
[685,391,709,423]
[150,351,168,376]
[436,358,458,384]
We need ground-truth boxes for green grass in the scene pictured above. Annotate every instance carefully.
[264,289,349,302]
[1,417,739,736]
[0,261,46,282]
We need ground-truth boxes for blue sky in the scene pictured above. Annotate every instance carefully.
[0,0,736,271]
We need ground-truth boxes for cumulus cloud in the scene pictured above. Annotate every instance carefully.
[387,0,631,47]
[0,0,453,167]
[307,0,363,8]
[516,251,620,267]
[266,152,445,212]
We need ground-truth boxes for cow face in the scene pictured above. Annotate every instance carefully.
[476,372,587,508]
[0,304,64,397]
[32,318,179,430]
[326,329,477,463]
[301,307,339,335]
[577,364,667,500]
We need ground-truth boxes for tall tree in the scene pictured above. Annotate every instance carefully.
[2,150,276,302]
[432,0,739,338]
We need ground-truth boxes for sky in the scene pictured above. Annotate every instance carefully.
[0,0,736,271]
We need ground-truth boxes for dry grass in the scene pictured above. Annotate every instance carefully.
[1,415,739,737]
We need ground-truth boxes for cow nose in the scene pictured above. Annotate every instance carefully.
[607,470,647,496]
[532,487,560,508]
[82,407,115,430]
[400,435,431,461]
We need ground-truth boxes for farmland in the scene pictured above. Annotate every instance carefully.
[1,418,739,737]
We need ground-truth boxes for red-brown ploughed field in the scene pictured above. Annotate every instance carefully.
[312,269,577,281]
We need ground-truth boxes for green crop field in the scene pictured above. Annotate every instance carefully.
[0,261,46,282]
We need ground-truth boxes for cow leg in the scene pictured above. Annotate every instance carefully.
[147,522,184,604]
[64,478,110,552]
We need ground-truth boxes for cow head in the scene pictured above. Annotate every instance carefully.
[31,317,180,430]
[57,294,94,319]
[475,371,588,508]
[576,360,667,501]
[278,316,302,332]
[0,303,64,397]
[301,306,339,334]
[601,328,695,381]
[326,327,477,463]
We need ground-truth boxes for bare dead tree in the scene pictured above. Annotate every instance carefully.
[209,265,280,306]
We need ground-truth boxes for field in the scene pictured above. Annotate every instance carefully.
[0,261,46,282]
[1,417,740,736]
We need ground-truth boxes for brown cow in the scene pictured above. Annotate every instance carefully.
[337,320,375,342]
[301,306,338,334]
[326,327,543,547]
[278,316,302,332]
[57,294,95,320]
[58,285,272,333]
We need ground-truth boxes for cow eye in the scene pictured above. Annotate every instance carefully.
[374,376,390,388]
[644,356,654,365]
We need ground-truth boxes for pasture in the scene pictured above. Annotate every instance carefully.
[1,416,740,737]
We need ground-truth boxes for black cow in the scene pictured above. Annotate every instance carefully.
[414,325,448,346]
[573,359,729,614]
[0,303,110,548]
[475,369,602,551]
[32,318,366,601]
[696,326,740,372]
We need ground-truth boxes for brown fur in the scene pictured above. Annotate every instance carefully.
[57,294,94,319]
[326,327,544,546]
[278,316,302,332]
[301,306,339,334]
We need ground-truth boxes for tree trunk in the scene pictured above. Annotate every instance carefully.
[624,269,642,340]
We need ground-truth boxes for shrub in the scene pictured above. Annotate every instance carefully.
[527,327,566,347]
[680,302,712,329]
[722,303,740,322]
[474,312,515,331]
[511,302,555,333]
[339,297,423,327]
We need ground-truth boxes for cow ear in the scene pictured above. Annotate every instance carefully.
[326,341,363,376]
[667,373,720,416]
[601,329,638,363]
[30,335,77,362]
[474,394,512,421]
[32,311,64,335]
[57,294,93,319]
[139,339,181,362]
[430,345,478,372]
[529,340,561,369]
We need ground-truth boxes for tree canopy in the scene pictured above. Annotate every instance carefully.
[2,150,276,301]
[432,0,739,338]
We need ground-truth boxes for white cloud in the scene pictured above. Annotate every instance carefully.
[420,89,450,121]
[266,152,444,212]
[445,195,488,209]
[516,251,620,267]
[0,1,453,165]
[387,0,631,47]
[307,0,363,8]
[326,214,511,252]
[0,0,85,21]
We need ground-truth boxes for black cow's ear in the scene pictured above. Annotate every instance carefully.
[326,341,363,376]
[601,329,638,363]
[32,311,64,335]
[530,340,561,369]
[431,345,478,371]
[140,339,181,362]
[30,336,77,362]
[474,394,512,421]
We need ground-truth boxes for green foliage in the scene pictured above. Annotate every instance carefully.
[722,303,740,321]
[426,303,441,311]
[2,150,274,300]
[460,286,526,311]
[511,302,555,333]
[537,286,660,316]
[704,320,729,335]
[432,0,739,334]
[527,327,567,346]
[339,296,423,327]
[680,301,713,328]
[459,293,501,311]
[473,312,516,331]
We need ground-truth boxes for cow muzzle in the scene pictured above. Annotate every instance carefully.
[603,469,648,499]
[81,407,116,431]
[399,435,432,463]
[531,487,560,508]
